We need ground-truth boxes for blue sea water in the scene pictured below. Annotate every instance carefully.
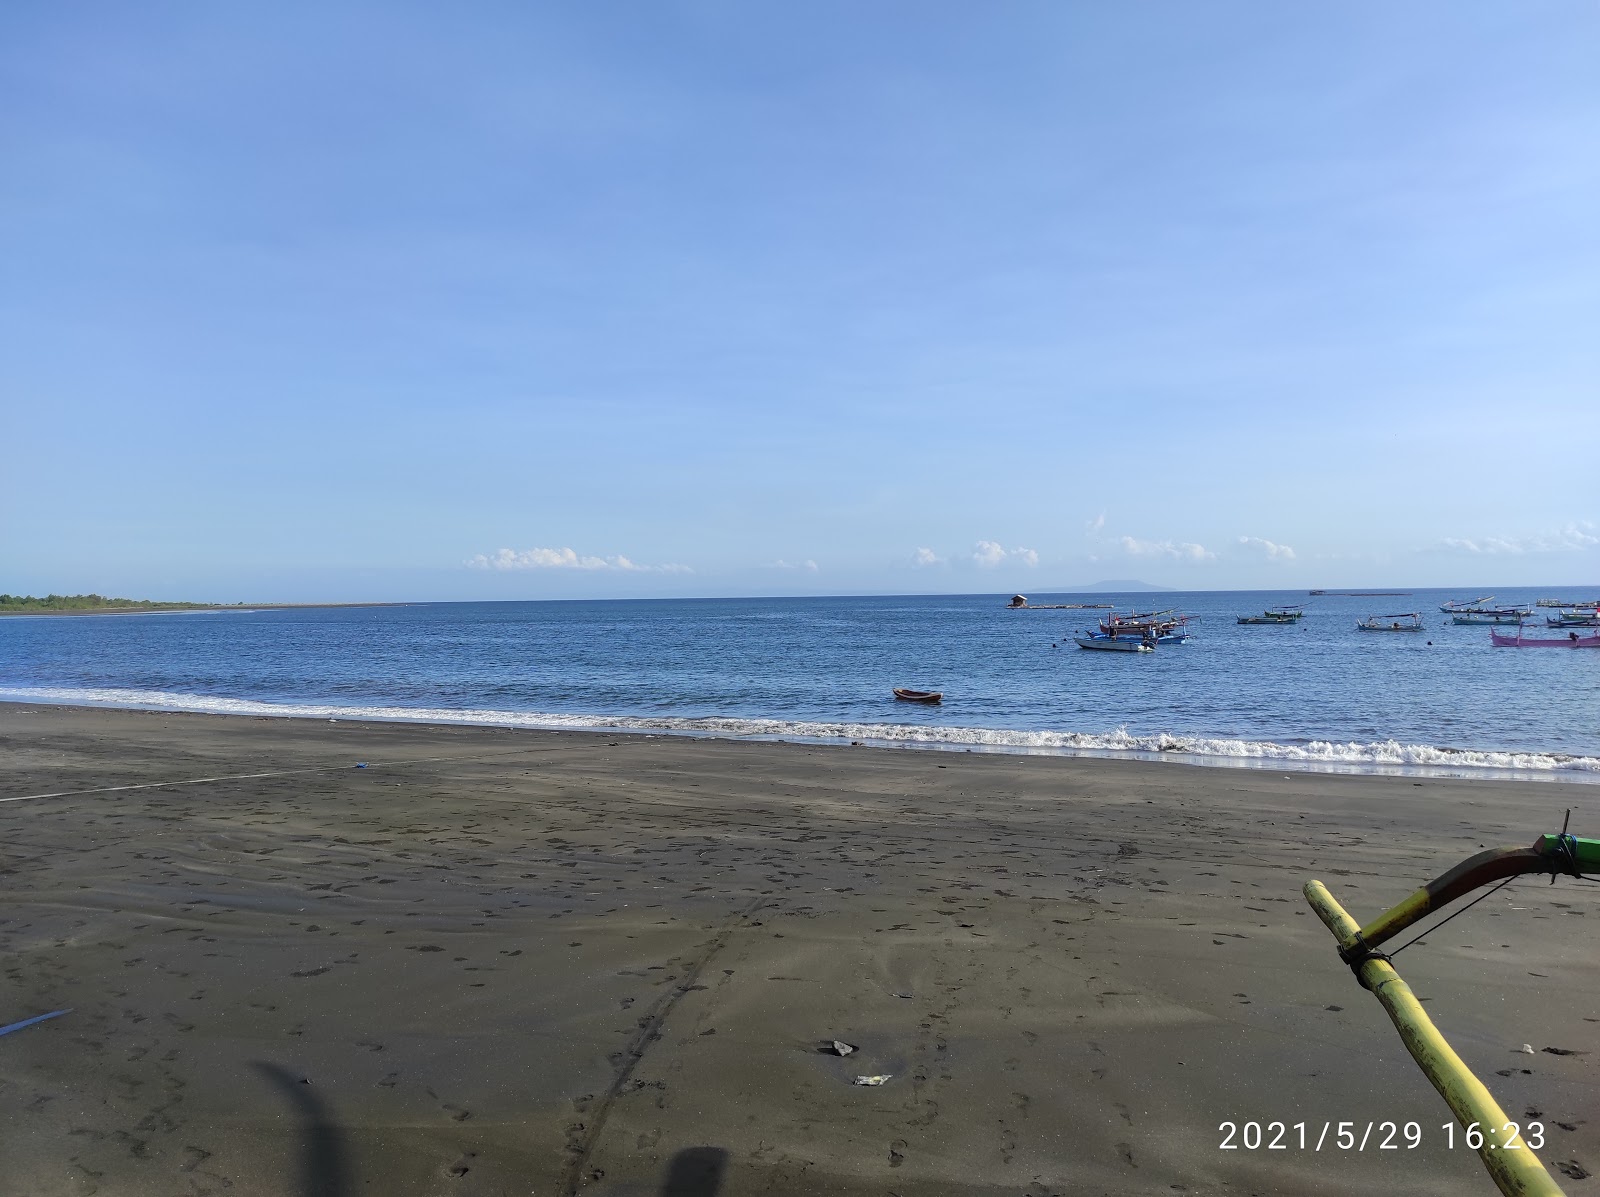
[2,590,1597,781]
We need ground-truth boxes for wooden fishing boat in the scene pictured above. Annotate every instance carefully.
[1238,605,1303,624]
[1491,629,1600,648]
[1074,633,1153,652]
[1100,610,1191,642]
[892,688,943,703]
[1440,595,1495,613]
[1546,609,1600,627]
[1451,609,1528,625]
[1356,612,1424,632]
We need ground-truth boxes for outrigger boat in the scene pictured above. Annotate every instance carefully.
[1074,631,1154,652]
[1440,594,1496,613]
[1237,605,1303,624]
[1451,607,1529,625]
[1307,824,1597,1196]
[1491,628,1600,648]
[1356,612,1424,632]
[1099,610,1191,644]
[1545,609,1600,627]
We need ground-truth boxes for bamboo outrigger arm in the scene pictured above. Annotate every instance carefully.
[1305,833,1598,1197]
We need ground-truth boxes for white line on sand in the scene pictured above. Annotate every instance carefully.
[0,747,556,806]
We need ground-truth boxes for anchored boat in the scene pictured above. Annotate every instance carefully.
[1074,632,1154,652]
[892,688,943,703]
[1356,612,1424,632]
[1451,608,1529,625]
[1491,629,1600,648]
[1237,605,1303,625]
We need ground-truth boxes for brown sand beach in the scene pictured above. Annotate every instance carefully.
[1,702,1595,1196]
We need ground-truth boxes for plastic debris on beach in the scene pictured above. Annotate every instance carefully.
[853,1074,891,1086]
[828,1040,856,1057]
[0,1009,70,1037]
[355,762,368,768]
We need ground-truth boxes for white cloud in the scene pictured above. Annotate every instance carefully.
[1438,524,1599,555]
[1120,536,1215,562]
[768,559,819,571]
[1086,511,1106,533]
[1238,536,1296,560]
[467,547,692,573]
[911,547,943,567]
[973,541,1038,568]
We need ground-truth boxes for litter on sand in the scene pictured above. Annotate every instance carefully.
[830,1040,856,1057]
[853,1074,892,1086]
[0,1009,70,1037]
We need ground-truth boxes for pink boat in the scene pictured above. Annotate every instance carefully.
[1491,629,1600,648]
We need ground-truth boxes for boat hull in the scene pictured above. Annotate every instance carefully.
[1492,632,1600,648]
[1075,635,1153,652]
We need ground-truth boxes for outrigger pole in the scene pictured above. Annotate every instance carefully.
[1305,832,1600,1197]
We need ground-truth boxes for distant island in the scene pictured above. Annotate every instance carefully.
[0,593,228,614]
[0,594,400,616]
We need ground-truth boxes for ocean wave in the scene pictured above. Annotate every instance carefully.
[3,684,1596,780]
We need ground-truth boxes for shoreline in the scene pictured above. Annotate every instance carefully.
[3,689,1597,785]
[2,702,1595,1195]
[0,601,409,618]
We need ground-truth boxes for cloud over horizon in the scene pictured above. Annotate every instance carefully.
[1120,536,1215,562]
[1438,524,1598,555]
[1238,536,1296,560]
[972,541,1038,568]
[466,547,693,573]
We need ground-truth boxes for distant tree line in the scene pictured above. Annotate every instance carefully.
[0,593,216,611]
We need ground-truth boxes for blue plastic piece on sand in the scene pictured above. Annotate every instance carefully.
[0,1009,70,1037]
[355,763,368,768]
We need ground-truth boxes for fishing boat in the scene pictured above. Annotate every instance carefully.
[1074,632,1153,652]
[1491,629,1600,648]
[1545,609,1600,627]
[1356,612,1424,632]
[1439,595,1496,613]
[1451,608,1529,625]
[892,688,943,703]
[1099,610,1191,643]
[1537,596,1600,607]
[1237,605,1303,624]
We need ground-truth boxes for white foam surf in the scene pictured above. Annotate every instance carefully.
[3,684,1596,782]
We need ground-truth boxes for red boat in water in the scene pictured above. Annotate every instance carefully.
[1490,629,1600,648]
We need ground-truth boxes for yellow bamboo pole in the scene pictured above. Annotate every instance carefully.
[1305,880,1566,1197]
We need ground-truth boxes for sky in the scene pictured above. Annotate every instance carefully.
[3,2,1597,601]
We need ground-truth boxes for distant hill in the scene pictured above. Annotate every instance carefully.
[1041,579,1175,593]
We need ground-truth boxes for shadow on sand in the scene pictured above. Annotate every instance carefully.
[659,1146,729,1196]
[253,1061,351,1197]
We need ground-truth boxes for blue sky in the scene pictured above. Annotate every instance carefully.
[3,3,1597,600]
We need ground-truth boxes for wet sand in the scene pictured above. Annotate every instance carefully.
[1,703,1595,1196]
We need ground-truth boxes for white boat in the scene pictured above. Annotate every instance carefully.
[1075,633,1153,652]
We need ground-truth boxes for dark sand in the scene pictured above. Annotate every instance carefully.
[1,704,1595,1196]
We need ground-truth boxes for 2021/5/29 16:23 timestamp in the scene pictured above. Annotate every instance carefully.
[1219,1121,1547,1151]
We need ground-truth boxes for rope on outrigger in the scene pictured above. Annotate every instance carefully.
[1305,829,1600,1197]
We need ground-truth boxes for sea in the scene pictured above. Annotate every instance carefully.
[2,589,1596,782]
